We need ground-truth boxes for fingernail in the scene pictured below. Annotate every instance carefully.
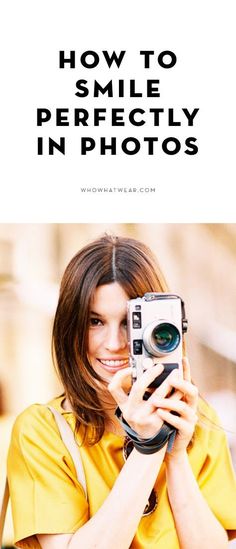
[154,363,164,370]
[143,358,153,370]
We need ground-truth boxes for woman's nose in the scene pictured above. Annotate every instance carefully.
[105,326,127,351]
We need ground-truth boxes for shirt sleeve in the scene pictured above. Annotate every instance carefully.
[7,405,89,548]
[197,403,236,538]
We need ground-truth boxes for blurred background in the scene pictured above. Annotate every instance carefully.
[1,223,236,546]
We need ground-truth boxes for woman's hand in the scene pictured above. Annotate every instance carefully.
[108,364,165,438]
[108,362,184,439]
[150,357,198,459]
[108,357,198,455]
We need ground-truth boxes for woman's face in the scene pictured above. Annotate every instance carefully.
[87,282,129,380]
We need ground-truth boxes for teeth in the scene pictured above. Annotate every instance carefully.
[99,359,128,367]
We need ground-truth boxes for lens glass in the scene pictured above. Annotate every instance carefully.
[152,323,180,353]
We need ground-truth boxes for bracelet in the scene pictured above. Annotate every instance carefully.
[115,406,176,455]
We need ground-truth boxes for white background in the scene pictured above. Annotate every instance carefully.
[1,0,235,222]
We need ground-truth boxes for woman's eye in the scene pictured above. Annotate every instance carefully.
[122,318,127,328]
[89,317,103,326]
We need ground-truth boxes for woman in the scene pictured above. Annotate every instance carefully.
[7,234,236,548]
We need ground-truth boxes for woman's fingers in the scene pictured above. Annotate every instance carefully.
[108,367,132,405]
[148,368,182,403]
[149,371,198,420]
[128,364,164,405]
[149,357,192,403]
[152,376,198,408]
[171,377,198,408]
[156,405,198,432]
[108,364,165,407]
[182,356,191,382]
[108,364,166,407]
[154,398,198,422]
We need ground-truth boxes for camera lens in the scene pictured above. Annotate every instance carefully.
[152,323,180,353]
[143,320,181,357]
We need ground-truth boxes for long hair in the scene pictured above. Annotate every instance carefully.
[52,234,169,444]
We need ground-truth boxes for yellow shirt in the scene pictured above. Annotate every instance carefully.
[0,414,15,546]
[7,396,236,548]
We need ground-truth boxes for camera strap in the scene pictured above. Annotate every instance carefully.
[115,406,176,455]
[47,406,87,500]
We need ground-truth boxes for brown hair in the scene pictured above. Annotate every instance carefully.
[52,234,169,444]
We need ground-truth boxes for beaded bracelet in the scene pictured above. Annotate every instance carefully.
[115,406,176,455]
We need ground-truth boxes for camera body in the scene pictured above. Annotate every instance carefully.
[127,293,188,388]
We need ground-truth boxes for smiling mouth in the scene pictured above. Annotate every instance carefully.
[98,359,129,371]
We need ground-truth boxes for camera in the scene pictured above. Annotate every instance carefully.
[127,293,188,388]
